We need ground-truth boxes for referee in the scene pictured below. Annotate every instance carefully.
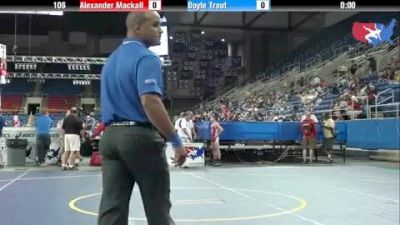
[98,12,186,225]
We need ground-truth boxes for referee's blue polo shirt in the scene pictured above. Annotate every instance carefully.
[100,38,164,125]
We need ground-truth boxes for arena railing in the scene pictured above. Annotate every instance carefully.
[374,88,395,117]
[369,102,400,118]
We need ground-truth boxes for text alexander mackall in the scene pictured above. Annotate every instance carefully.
[80,1,145,10]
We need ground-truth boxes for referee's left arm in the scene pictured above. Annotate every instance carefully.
[137,55,177,141]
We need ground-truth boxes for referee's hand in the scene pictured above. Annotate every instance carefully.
[172,146,186,167]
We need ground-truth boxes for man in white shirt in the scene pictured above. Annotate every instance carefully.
[186,111,196,142]
[174,112,191,142]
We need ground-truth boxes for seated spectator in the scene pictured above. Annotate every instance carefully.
[395,70,400,82]
[367,84,377,103]
[349,61,358,75]
[359,84,368,96]
[333,101,343,121]
[368,56,377,73]
[347,95,363,119]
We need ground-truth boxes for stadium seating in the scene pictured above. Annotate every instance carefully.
[47,95,77,113]
[1,95,24,112]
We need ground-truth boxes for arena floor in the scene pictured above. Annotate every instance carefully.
[0,159,399,225]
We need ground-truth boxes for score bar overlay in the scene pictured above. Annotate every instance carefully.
[187,0,271,12]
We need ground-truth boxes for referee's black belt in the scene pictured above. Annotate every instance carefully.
[110,121,153,128]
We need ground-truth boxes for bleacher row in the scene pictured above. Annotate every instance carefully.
[1,95,77,112]
[193,13,399,109]
[0,79,101,126]
[263,13,399,78]
[194,13,400,119]
[1,79,101,112]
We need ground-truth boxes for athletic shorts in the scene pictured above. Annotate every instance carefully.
[64,134,81,152]
[211,137,219,145]
[302,138,316,150]
[322,138,335,150]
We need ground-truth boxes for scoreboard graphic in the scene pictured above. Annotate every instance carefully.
[78,0,270,11]
[0,0,397,11]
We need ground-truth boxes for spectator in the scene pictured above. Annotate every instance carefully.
[35,108,52,166]
[186,111,197,141]
[332,100,343,120]
[301,111,318,123]
[349,60,358,75]
[0,110,5,169]
[219,99,229,120]
[301,111,317,163]
[210,113,224,166]
[322,113,335,163]
[368,56,377,73]
[13,114,20,127]
[348,95,363,119]
[174,112,191,143]
[367,84,377,103]
[91,122,106,139]
[61,107,84,170]
[84,112,97,138]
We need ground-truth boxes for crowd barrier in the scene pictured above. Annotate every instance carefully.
[1,127,60,166]
[196,118,399,150]
[196,121,347,143]
[342,118,400,150]
[1,118,397,166]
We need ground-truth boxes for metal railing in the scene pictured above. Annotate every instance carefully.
[376,88,395,104]
[369,102,400,118]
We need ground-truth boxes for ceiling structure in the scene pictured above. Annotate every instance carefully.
[164,12,325,40]
[0,12,326,39]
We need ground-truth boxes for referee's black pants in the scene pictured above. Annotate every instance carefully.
[36,134,50,164]
[98,125,175,225]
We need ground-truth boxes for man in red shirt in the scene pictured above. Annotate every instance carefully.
[301,111,317,163]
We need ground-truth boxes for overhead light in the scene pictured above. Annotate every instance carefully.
[221,38,225,42]
[0,11,64,16]
[73,80,91,86]
[169,36,174,40]
[201,30,205,35]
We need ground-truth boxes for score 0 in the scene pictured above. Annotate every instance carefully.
[149,0,162,10]
[256,0,270,11]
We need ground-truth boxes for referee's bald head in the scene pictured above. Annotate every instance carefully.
[125,11,162,46]
[126,12,148,31]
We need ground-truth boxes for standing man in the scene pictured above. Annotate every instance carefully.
[210,113,224,166]
[187,111,197,142]
[84,112,97,138]
[35,108,52,166]
[98,12,186,225]
[322,113,335,163]
[0,110,5,169]
[174,112,191,143]
[301,111,317,163]
[62,107,84,170]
